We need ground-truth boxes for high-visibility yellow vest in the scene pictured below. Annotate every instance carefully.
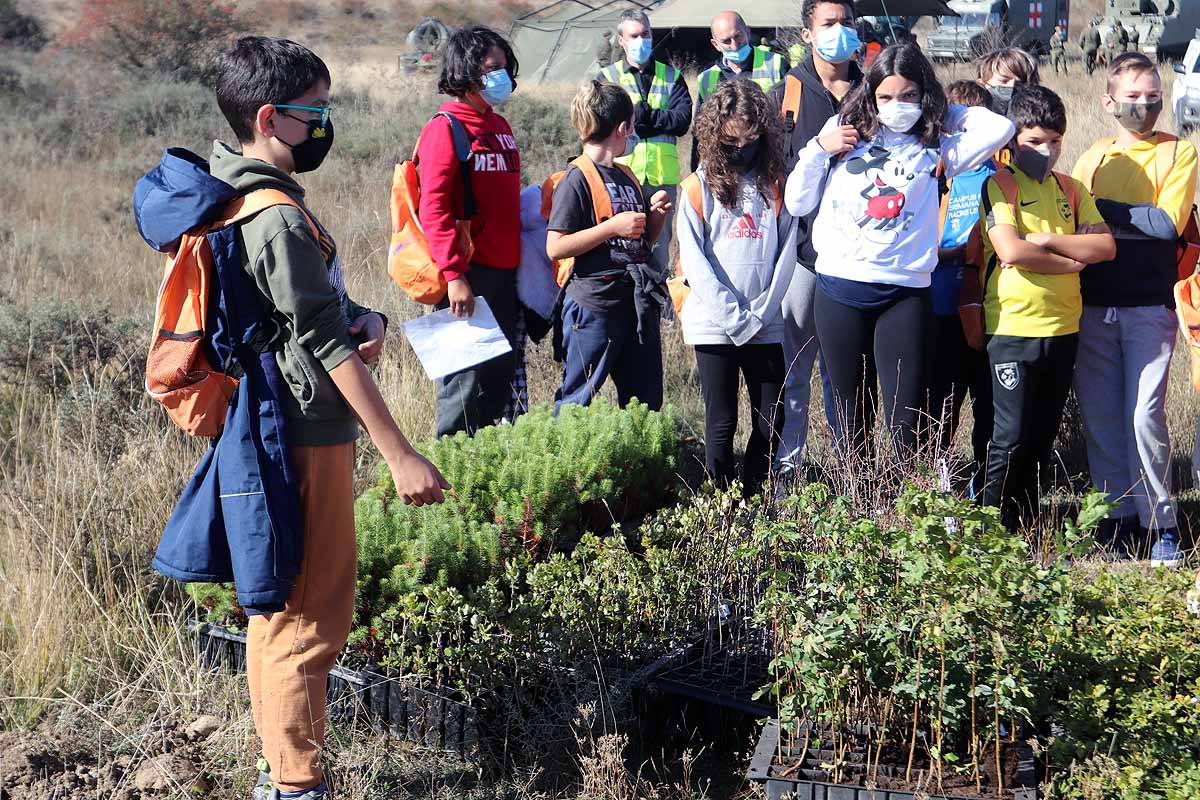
[697,48,786,104]
[598,60,682,186]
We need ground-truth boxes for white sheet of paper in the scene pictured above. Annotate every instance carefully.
[402,297,513,381]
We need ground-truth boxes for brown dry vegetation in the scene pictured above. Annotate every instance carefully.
[2,4,1200,797]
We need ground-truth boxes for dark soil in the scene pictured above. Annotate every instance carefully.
[0,719,213,799]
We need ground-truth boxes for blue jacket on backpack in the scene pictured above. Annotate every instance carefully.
[135,148,304,615]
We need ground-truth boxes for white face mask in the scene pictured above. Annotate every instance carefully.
[876,101,923,134]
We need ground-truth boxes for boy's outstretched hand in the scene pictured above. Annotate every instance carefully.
[649,190,673,218]
[349,312,387,364]
[388,450,452,507]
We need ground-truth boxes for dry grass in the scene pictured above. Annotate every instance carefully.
[2,34,1200,798]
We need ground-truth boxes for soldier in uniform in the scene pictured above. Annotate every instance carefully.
[1050,24,1067,74]
[1115,20,1129,52]
[1080,22,1101,74]
[1100,24,1119,67]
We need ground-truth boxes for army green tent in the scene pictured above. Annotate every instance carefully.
[509,0,665,85]
[509,0,955,85]
[650,0,956,28]
[650,0,802,29]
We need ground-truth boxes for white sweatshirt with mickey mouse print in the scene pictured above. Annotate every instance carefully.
[785,104,1014,288]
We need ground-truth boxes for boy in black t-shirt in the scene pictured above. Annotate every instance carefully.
[547,80,672,410]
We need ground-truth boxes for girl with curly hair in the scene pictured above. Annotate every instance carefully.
[676,78,798,495]
[785,42,1013,462]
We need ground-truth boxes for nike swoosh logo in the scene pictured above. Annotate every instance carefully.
[1020,200,1037,207]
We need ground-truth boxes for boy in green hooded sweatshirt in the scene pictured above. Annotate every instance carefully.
[209,36,450,799]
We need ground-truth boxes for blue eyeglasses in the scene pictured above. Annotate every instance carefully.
[274,104,332,125]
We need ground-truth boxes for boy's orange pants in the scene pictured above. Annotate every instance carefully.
[246,442,357,792]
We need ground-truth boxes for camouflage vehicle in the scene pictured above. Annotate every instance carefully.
[927,0,1068,61]
[1095,0,1200,61]
[1158,5,1200,60]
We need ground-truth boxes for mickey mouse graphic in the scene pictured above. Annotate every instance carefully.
[845,145,917,232]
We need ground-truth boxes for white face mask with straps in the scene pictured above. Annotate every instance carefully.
[877,101,923,134]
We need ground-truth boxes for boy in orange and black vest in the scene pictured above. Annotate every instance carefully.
[546,80,672,410]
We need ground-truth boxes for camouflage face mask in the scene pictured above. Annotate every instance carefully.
[1111,99,1163,135]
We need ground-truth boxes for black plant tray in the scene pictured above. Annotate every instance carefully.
[747,720,1037,800]
[193,622,480,756]
[650,641,774,717]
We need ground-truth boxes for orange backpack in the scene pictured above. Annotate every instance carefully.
[1174,274,1200,391]
[539,155,641,287]
[780,74,804,134]
[146,190,322,437]
[977,167,1082,288]
[388,112,477,305]
[667,174,784,318]
[1074,132,1200,282]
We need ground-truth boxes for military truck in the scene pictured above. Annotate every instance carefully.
[927,0,1069,61]
[1158,5,1200,60]
[1096,0,1169,59]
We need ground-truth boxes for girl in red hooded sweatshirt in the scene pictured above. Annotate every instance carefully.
[417,26,522,437]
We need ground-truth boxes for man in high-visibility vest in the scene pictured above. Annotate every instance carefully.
[689,10,788,170]
[598,9,692,277]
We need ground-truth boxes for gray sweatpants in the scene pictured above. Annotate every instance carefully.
[778,265,838,467]
[1075,305,1178,531]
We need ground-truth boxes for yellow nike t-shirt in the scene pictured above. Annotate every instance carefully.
[980,167,1105,337]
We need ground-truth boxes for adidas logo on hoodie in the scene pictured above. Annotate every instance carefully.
[728,213,765,241]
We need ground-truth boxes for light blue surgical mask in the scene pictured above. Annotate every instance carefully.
[814,23,861,65]
[622,129,640,157]
[479,68,513,107]
[723,42,752,65]
[625,36,653,65]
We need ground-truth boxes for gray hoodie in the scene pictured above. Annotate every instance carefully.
[677,169,798,346]
[210,141,373,446]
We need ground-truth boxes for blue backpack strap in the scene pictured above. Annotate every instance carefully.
[436,111,478,219]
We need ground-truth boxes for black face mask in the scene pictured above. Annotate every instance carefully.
[988,85,1015,117]
[1013,146,1056,183]
[722,138,761,169]
[279,115,334,174]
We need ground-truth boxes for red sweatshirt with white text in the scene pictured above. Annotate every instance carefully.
[416,100,521,282]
